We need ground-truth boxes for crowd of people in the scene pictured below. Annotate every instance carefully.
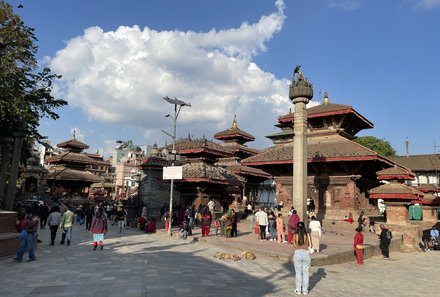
[13,199,131,262]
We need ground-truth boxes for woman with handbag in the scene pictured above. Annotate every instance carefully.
[353,227,364,266]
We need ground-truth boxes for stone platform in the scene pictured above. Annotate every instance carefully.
[0,210,20,258]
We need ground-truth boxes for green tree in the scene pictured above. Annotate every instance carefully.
[0,1,67,140]
[354,136,396,157]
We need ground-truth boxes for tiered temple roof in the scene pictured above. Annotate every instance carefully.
[45,133,103,193]
[370,166,423,201]
[267,95,374,143]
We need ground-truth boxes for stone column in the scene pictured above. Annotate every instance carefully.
[292,98,309,222]
[289,65,313,222]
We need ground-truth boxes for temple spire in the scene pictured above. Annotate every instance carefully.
[232,114,238,129]
[73,130,76,139]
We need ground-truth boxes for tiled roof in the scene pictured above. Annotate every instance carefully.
[214,127,255,142]
[417,184,440,193]
[46,152,98,165]
[221,143,259,155]
[242,134,394,165]
[46,166,103,183]
[416,193,440,205]
[180,162,244,185]
[57,138,89,150]
[226,165,271,178]
[388,154,440,171]
[172,139,234,158]
[376,166,415,180]
[277,103,373,129]
[369,182,424,199]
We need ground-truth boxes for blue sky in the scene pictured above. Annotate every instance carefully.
[9,0,440,156]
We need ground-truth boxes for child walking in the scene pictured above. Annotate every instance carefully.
[90,208,108,250]
[214,219,220,236]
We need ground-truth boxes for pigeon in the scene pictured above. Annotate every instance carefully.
[18,4,24,8]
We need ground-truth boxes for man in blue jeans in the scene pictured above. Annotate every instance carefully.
[60,207,75,246]
[14,208,39,262]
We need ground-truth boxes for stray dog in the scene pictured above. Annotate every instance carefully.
[214,252,241,261]
[241,251,256,260]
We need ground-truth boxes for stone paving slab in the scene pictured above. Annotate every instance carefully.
[0,220,439,297]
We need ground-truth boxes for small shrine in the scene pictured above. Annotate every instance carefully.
[370,166,424,225]
[369,166,425,245]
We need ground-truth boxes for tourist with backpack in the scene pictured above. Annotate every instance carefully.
[379,224,392,259]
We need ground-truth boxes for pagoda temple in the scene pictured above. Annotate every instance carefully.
[214,116,271,205]
[45,133,103,199]
[138,118,271,216]
[242,92,396,220]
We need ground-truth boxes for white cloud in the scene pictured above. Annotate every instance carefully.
[415,0,440,9]
[327,0,362,11]
[50,0,317,147]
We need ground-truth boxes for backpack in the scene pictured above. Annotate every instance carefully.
[386,230,392,240]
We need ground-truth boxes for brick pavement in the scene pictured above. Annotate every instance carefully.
[0,220,439,297]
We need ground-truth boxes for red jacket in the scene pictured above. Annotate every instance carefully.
[353,232,364,249]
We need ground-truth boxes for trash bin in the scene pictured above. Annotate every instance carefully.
[409,205,422,221]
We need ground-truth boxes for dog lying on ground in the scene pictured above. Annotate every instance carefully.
[214,252,241,261]
[214,251,257,261]
[241,251,257,260]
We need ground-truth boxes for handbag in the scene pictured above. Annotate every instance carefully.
[19,229,27,240]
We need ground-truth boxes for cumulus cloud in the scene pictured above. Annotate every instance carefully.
[327,0,362,11]
[50,0,314,147]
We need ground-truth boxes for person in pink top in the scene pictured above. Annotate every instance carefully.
[276,213,287,243]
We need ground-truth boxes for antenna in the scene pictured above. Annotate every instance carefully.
[434,141,440,155]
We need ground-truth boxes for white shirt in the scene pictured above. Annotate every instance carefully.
[255,210,268,226]
[309,220,322,237]
[208,200,215,211]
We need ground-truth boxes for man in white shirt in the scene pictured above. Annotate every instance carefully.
[207,199,215,214]
[255,207,268,241]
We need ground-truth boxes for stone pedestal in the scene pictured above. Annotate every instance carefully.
[385,203,409,225]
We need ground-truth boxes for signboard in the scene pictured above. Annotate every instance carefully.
[163,166,183,180]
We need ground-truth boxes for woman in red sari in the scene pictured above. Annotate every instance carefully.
[353,227,364,266]
[201,207,212,237]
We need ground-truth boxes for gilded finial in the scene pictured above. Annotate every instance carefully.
[232,114,238,129]
[323,91,329,105]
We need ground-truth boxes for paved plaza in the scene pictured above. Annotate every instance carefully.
[0,221,439,297]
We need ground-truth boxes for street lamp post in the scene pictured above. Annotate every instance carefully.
[162,96,191,236]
